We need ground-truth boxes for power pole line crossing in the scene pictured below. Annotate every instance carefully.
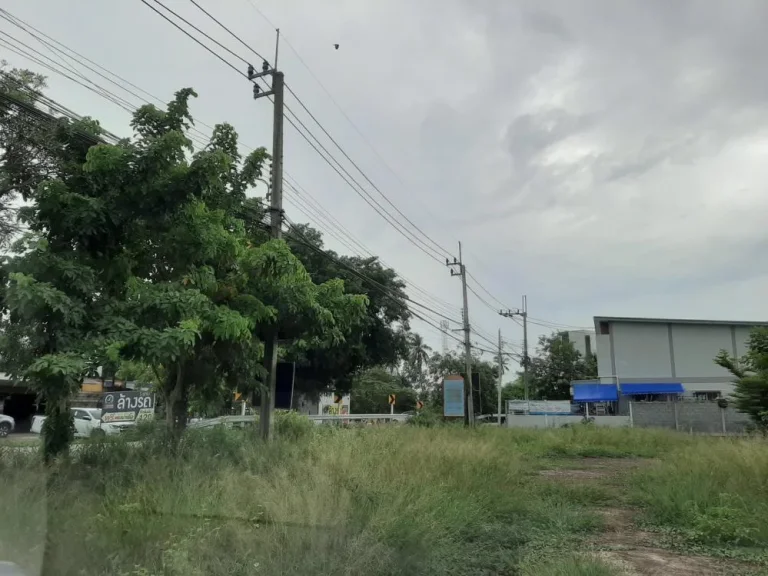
[249,53,284,440]
[446,242,474,426]
[500,295,529,404]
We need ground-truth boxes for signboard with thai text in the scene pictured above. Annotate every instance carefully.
[101,391,155,423]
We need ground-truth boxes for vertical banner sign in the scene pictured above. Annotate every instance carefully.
[443,375,465,417]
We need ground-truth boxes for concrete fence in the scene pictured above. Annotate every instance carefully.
[629,402,751,434]
[506,414,630,429]
[504,403,752,434]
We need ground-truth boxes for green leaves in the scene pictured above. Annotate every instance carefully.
[1,75,377,445]
[25,353,87,396]
[715,327,768,431]
[6,272,86,326]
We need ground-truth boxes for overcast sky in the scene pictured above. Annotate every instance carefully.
[3,0,768,361]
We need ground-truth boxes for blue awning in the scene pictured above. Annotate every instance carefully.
[620,383,684,395]
[573,384,618,402]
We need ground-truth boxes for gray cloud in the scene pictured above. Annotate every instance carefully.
[3,0,768,352]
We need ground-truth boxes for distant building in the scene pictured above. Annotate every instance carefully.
[566,330,596,358]
[594,316,768,400]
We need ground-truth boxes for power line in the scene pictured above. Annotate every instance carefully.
[178,0,455,264]
[187,0,268,63]
[223,0,455,262]
[0,33,134,115]
[283,216,460,324]
[283,175,461,319]
[284,83,454,260]
[466,270,511,310]
[242,0,458,262]
[137,0,449,265]
[4,7,462,329]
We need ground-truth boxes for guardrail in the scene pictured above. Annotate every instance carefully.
[188,413,411,429]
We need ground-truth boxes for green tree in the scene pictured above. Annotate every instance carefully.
[350,366,416,413]
[501,375,525,403]
[527,331,597,400]
[1,81,368,457]
[715,327,768,432]
[426,350,500,414]
[404,332,432,392]
[0,62,49,247]
[283,226,410,397]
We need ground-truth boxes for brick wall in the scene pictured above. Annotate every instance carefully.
[630,402,751,434]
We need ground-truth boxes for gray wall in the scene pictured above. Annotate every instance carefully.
[597,320,758,398]
[630,402,751,434]
[612,322,672,378]
[506,415,630,429]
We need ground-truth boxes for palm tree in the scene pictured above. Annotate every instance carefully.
[407,333,432,391]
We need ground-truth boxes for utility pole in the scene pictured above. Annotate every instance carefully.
[497,328,503,426]
[500,295,529,404]
[248,53,284,440]
[446,242,474,426]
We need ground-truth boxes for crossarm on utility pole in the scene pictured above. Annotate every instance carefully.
[499,295,529,404]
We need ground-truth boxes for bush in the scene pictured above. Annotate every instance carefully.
[274,410,313,440]
[407,407,443,427]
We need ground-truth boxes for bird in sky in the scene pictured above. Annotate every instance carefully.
[334,44,339,50]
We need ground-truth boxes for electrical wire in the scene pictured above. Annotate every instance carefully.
[283,215,460,324]
[283,175,461,319]
[3,7,462,328]
[177,0,455,264]
[187,0,268,64]
[242,0,458,262]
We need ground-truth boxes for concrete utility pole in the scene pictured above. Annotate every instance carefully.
[500,295,529,403]
[497,328,503,426]
[446,242,474,426]
[248,56,284,440]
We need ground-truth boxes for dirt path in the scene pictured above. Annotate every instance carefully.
[539,458,746,576]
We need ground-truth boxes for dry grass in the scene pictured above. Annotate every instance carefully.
[0,423,766,575]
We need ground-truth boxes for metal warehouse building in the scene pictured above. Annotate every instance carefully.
[593,316,768,400]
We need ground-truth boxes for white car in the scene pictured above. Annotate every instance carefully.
[30,408,134,437]
[0,414,15,437]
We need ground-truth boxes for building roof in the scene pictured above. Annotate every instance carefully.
[593,316,768,328]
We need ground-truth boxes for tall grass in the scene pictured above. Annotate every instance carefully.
[630,437,768,548]
[1,424,762,575]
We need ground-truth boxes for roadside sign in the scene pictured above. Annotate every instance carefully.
[388,394,396,406]
[101,391,155,423]
[443,375,465,417]
[416,400,424,410]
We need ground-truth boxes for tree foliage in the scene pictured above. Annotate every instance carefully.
[426,349,500,415]
[526,331,597,400]
[350,366,416,414]
[0,75,369,458]
[284,227,410,396]
[715,327,768,431]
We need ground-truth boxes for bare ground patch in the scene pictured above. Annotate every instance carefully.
[538,459,752,575]
[538,457,657,481]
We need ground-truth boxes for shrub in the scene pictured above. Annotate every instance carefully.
[274,410,313,440]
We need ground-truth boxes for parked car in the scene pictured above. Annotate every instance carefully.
[30,408,134,437]
[0,414,15,437]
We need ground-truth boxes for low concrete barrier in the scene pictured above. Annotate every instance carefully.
[506,415,630,429]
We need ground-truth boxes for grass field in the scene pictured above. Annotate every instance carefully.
[1,422,768,576]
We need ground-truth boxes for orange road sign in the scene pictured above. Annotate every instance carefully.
[388,394,396,406]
